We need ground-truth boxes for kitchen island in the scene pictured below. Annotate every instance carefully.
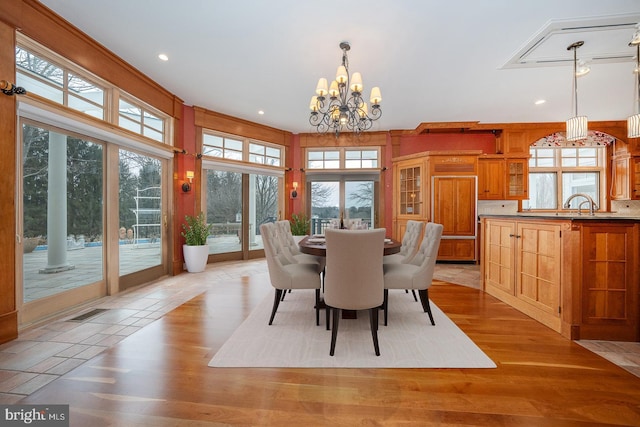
[480,213,639,341]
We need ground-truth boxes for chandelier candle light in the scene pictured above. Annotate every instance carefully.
[566,41,588,142]
[628,25,640,138]
[309,42,382,137]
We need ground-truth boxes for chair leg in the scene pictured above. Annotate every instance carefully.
[269,289,283,325]
[418,289,435,325]
[369,308,381,356]
[326,304,331,330]
[330,308,340,356]
[315,289,320,326]
[411,289,418,302]
[383,289,389,326]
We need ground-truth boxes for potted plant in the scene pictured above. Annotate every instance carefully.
[289,213,310,237]
[181,212,213,273]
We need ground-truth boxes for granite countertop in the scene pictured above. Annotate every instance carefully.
[479,212,640,221]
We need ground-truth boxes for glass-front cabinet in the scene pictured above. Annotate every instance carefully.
[393,156,427,240]
[506,158,528,199]
[399,165,421,215]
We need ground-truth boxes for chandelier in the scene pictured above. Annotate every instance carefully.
[309,42,382,137]
[628,25,640,138]
[566,41,588,142]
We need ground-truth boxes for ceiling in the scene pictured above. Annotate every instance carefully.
[38,0,640,134]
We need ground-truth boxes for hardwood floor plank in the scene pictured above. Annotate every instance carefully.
[18,273,640,426]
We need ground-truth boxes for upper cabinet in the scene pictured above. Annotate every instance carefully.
[478,158,504,199]
[506,158,528,199]
[478,156,528,200]
[611,154,640,201]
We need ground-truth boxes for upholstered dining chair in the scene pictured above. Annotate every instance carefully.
[383,220,424,301]
[274,220,325,273]
[382,222,443,326]
[324,228,386,356]
[383,220,424,264]
[260,223,322,326]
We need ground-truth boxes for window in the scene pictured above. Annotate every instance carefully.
[16,36,171,144]
[307,148,379,170]
[118,97,165,142]
[202,132,283,167]
[524,144,606,211]
[16,46,105,119]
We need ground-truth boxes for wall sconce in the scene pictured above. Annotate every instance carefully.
[182,170,194,192]
[291,181,298,199]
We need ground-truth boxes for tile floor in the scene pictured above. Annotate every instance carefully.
[1,260,638,404]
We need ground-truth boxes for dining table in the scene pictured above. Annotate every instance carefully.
[298,234,402,257]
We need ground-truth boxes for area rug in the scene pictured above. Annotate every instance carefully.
[208,288,496,369]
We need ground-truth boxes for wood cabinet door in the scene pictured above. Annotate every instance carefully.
[632,156,640,200]
[579,223,638,341]
[478,159,504,200]
[610,156,629,200]
[432,176,476,236]
[515,221,561,317]
[484,220,516,295]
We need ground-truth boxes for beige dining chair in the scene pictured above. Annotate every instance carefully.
[274,220,325,273]
[260,223,322,326]
[382,222,443,326]
[383,220,424,301]
[383,220,424,264]
[324,228,386,356]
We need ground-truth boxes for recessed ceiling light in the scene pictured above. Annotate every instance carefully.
[158,53,169,61]
[534,99,546,105]
[258,110,265,115]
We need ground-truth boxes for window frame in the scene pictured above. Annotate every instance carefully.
[526,145,606,212]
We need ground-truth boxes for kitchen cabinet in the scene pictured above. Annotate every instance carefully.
[393,151,479,261]
[611,154,640,200]
[506,158,528,199]
[483,218,562,332]
[482,215,640,341]
[432,176,477,261]
[393,157,427,240]
[477,156,528,200]
[478,158,504,199]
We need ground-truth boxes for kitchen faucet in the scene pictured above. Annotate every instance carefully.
[563,193,598,216]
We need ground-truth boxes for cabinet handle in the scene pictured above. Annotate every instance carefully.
[509,234,522,238]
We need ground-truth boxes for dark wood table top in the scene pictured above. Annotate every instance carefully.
[298,235,402,257]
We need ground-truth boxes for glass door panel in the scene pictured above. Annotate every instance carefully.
[21,123,104,305]
[206,169,242,254]
[250,173,280,250]
[309,181,339,234]
[345,181,373,229]
[118,150,162,275]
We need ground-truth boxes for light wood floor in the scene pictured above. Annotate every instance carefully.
[17,262,640,426]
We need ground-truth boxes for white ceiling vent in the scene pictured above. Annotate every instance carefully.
[502,13,640,69]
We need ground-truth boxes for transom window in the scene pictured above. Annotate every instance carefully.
[202,132,283,167]
[525,139,607,211]
[16,46,105,120]
[16,36,171,144]
[118,97,165,142]
[307,148,379,170]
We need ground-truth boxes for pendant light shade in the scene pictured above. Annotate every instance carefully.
[628,31,640,138]
[566,41,588,142]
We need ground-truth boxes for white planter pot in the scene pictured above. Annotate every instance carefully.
[183,244,209,273]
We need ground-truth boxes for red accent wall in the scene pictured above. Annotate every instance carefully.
[398,133,496,157]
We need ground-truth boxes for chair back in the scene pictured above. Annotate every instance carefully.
[407,222,443,288]
[260,223,294,289]
[399,220,424,262]
[324,228,385,310]
[274,220,301,256]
